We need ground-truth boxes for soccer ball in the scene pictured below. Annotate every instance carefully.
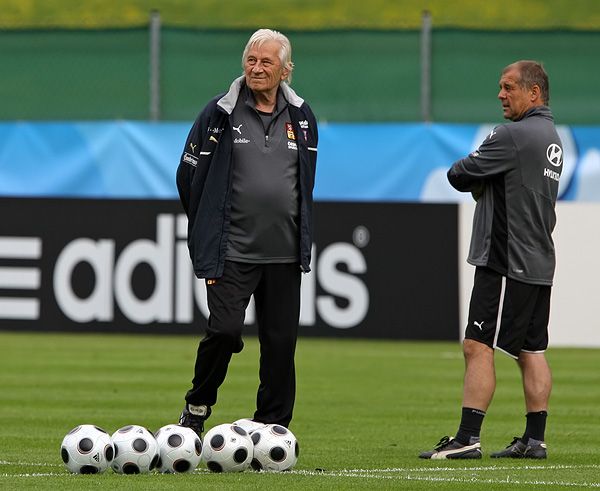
[111,424,159,474]
[154,424,202,473]
[201,423,254,472]
[250,424,299,472]
[232,418,267,435]
[60,424,114,474]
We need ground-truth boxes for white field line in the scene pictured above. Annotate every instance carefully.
[329,464,600,472]
[294,472,600,488]
[290,467,600,488]
[0,473,63,478]
[0,460,62,467]
[2,461,600,488]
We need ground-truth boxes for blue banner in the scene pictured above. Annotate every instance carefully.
[0,121,598,201]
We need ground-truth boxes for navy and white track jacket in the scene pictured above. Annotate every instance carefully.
[176,76,318,279]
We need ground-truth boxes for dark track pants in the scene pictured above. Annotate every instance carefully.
[185,261,301,427]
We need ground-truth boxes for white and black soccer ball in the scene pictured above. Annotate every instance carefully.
[201,423,254,472]
[154,424,202,473]
[60,424,114,474]
[111,424,159,474]
[250,424,299,472]
[232,418,267,435]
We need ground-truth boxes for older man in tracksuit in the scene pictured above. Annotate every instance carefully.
[176,29,318,436]
[420,60,563,459]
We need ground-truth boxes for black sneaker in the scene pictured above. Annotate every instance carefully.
[490,437,547,459]
[179,404,211,438]
[419,436,482,459]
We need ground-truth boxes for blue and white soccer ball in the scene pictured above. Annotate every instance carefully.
[60,424,114,474]
[201,423,254,472]
[250,424,299,472]
[111,424,159,474]
[154,424,202,473]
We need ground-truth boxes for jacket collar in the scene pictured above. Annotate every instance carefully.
[519,105,553,122]
[217,75,304,114]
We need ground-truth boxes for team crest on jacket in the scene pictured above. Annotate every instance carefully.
[285,123,296,140]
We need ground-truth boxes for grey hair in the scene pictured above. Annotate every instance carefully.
[504,60,550,105]
[241,28,294,84]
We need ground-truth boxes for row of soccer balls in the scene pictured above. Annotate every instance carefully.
[60,420,299,474]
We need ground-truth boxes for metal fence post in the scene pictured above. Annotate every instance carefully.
[149,10,161,121]
[420,10,432,122]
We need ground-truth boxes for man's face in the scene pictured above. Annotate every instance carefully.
[244,40,288,96]
[497,67,535,121]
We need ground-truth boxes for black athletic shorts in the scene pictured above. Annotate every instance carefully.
[465,267,551,359]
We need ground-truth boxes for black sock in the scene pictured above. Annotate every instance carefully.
[455,407,486,444]
[523,411,547,442]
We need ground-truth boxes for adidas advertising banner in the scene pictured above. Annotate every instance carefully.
[0,198,458,340]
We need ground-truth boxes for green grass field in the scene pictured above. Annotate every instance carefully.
[2,0,600,30]
[1,331,599,490]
